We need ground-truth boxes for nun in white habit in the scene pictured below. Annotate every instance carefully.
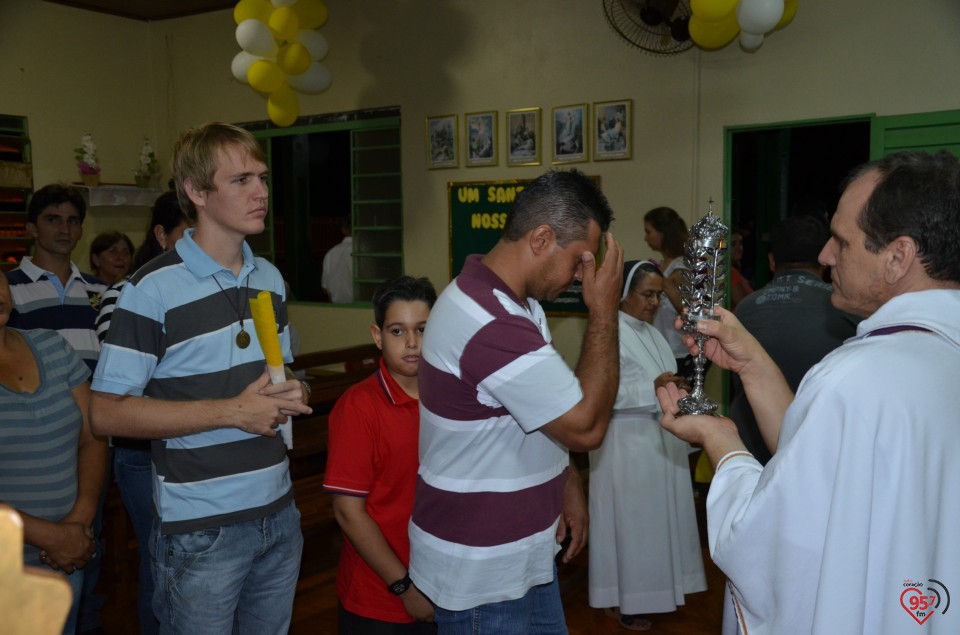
[588,260,707,631]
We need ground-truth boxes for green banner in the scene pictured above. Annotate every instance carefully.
[447,179,587,315]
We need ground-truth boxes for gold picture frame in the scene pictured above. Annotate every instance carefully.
[506,107,541,167]
[593,99,632,161]
[551,103,588,164]
[426,114,458,169]
[465,111,498,167]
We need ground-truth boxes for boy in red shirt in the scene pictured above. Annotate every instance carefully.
[324,276,437,634]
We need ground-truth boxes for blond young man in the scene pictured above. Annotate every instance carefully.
[91,123,312,635]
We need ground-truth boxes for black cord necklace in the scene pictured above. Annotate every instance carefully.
[213,274,251,349]
[627,316,669,373]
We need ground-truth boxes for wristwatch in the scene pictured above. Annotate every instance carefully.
[299,379,312,402]
[387,573,413,596]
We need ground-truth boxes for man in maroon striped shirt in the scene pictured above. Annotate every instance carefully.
[410,169,624,633]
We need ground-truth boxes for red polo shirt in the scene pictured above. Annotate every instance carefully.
[324,358,420,623]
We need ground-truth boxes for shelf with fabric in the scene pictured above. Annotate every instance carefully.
[0,114,31,273]
[70,184,166,208]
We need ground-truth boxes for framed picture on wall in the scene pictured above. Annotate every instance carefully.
[593,99,632,161]
[551,103,588,164]
[506,107,541,167]
[465,111,498,167]
[426,114,458,169]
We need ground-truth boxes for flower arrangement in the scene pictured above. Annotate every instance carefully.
[74,132,102,175]
[134,137,159,181]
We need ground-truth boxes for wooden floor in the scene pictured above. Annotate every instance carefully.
[101,484,724,634]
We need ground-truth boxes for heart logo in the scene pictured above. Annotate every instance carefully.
[901,588,935,625]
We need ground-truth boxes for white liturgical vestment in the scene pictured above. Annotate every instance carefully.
[709,289,960,634]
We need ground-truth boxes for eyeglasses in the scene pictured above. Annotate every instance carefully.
[632,290,664,302]
[103,246,131,257]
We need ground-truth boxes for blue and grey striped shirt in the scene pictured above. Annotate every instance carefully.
[0,328,90,565]
[91,229,294,535]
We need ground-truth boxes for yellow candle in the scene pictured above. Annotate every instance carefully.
[249,290,284,367]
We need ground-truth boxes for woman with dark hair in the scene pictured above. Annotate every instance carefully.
[91,190,190,635]
[588,260,706,631]
[89,230,134,285]
[643,207,693,376]
[131,191,190,270]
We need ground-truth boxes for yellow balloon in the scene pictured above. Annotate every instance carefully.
[691,0,739,22]
[775,0,798,30]
[268,86,299,127]
[247,59,285,93]
[689,13,740,49]
[233,0,271,25]
[268,7,300,42]
[292,0,328,30]
[277,43,311,76]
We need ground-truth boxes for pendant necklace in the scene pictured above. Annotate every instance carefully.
[213,274,251,349]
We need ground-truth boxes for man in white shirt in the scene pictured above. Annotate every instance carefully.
[659,150,960,634]
[322,215,353,303]
[6,184,106,372]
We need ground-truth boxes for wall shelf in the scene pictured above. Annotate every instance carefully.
[0,114,31,271]
[71,184,165,208]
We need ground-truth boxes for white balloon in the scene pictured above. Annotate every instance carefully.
[736,0,784,35]
[271,0,297,6]
[231,51,261,83]
[236,18,278,57]
[294,29,328,61]
[739,31,765,51]
[287,61,332,94]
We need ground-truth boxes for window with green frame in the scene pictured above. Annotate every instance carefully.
[242,107,403,304]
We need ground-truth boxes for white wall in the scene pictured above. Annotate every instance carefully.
[0,0,163,257]
[4,0,960,364]
[148,0,702,357]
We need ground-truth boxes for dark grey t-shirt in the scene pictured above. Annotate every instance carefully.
[731,270,859,464]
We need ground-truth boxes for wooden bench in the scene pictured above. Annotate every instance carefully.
[287,343,380,481]
[292,473,335,532]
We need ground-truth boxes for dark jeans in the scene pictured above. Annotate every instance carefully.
[338,604,437,635]
[78,448,111,633]
[114,446,160,635]
[433,566,567,635]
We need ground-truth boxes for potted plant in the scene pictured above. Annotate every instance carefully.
[134,137,159,188]
[75,132,102,186]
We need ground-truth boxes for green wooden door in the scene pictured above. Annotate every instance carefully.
[871,109,960,159]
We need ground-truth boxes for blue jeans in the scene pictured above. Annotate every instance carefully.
[151,502,303,635]
[433,566,567,635]
[114,446,159,635]
[78,448,110,634]
[63,567,84,634]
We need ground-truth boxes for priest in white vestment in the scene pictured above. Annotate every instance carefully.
[657,150,960,634]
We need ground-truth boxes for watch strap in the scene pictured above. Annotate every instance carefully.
[387,573,413,596]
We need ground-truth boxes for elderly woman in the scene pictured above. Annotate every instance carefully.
[89,230,134,285]
[0,273,108,634]
[588,260,707,631]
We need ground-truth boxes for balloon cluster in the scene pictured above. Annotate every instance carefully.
[231,0,331,127]
[689,0,797,51]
